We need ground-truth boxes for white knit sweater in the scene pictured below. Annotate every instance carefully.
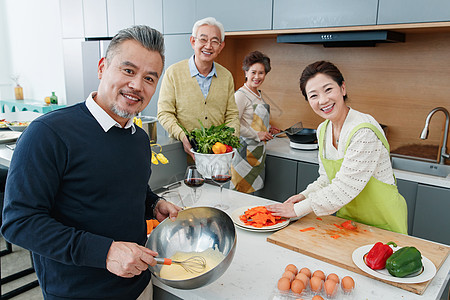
[293,108,395,217]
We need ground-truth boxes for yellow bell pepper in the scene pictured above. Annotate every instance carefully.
[156,153,169,164]
[133,117,143,128]
[212,142,227,154]
[151,152,159,165]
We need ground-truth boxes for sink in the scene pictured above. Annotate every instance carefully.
[391,156,450,178]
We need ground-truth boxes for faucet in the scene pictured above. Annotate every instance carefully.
[420,107,450,164]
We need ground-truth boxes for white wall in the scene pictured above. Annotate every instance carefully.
[1,0,67,104]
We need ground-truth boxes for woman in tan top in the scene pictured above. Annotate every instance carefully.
[230,51,280,193]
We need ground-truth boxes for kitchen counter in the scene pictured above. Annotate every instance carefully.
[152,182,450,300]
[266,137,450,189]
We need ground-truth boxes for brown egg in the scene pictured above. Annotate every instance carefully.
[299,267,311,278]
[324,279,338,297]
[277,277,291,291]
[291,279,305,294]
[295,272,310,287]
[282,270,296,282]
[312,295,324,300]
[310,276,323,293]
[326,273,340,283]
[285,264,298,275]
[312,270,326,281]
[341,276,355,292]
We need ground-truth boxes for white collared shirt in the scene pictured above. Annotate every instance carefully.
[85,92,136,134]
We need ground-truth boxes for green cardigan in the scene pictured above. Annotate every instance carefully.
[157,59,240,140]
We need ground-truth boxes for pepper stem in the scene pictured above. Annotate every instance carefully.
[387,241,397,247]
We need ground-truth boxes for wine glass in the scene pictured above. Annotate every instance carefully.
[211,163,232,210]
[184,165,205,203]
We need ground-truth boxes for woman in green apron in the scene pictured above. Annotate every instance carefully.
[231,51,280,193]
[267,61,407,234]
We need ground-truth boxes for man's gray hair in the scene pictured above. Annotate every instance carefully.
[105,25,165,68]
[192,17,225,42]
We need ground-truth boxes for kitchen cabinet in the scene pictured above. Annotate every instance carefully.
[196,0,272,32]
[60,0,84,38]
[254,155,297,202]
[273,0,378,30]
[83,0,108,38]
[107,0,135,37]
[397,179,418,236]
[141,33,192,119]
[134,0,163,33]
[296,161,319,193]
[378,0,450,24]
[413,184,450,245]
[163,0,196,34]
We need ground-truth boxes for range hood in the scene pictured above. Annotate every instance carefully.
[277,30,405,47]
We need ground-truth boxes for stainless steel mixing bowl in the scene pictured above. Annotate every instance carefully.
[145,206,237,289]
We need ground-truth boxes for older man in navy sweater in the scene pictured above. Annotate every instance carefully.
[1,26,180,299]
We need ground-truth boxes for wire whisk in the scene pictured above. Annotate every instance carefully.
[155,255,207,273]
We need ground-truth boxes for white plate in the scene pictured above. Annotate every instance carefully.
[231,205,290,232]
[0,131,22,143]
[352,244,437,283]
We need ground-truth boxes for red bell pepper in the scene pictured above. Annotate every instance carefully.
[365,241,397,270]
[224,144,233,153]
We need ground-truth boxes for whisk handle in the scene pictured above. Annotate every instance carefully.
[155,258,172,265]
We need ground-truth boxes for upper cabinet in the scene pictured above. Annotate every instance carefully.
[107,0,135,37]
[134,0,163,33]
[378,0,450,24]
[60,0,84,38]
[196,0,272,32]
[83,0,108,38]
[163,0,196,34]
[273,0,378,30]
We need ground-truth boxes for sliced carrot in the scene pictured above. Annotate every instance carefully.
[316,217,322,221]
[341,220,357,230]
[239,206,287,228]
[331,235,341,239]
[299,227,315,232]
[333,223,344,229]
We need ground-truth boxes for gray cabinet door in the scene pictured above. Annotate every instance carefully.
[163,0,196,34]
[413,184,450,245]
[196,0,272,32]
[396,179,418,236]
[60,0,84,38]
[273,0,378,30]
[378,0,450,24]
[296,161,319,193]
[134,0,163,33]
[83,0,108,37]
[107,0,135,37]
[254,155,297,203]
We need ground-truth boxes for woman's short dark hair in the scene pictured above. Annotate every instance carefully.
[242,51,271,73]
[299,61,346,101]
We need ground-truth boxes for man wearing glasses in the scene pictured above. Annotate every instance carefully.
[157,17,240,160]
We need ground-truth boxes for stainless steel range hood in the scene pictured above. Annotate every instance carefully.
[277,30,405,47]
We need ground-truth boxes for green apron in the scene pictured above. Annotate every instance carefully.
[319,120,408,234]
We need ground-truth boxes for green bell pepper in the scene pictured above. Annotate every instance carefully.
[385,246,423,278]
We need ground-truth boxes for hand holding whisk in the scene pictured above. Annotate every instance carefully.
[155,256,207,273]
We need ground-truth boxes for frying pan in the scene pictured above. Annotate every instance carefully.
[273,121,303,137]
[286,128,317,144]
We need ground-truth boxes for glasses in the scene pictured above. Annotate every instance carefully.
[194,37,221,48]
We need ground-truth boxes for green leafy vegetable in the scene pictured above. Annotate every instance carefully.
[178,120,240,154]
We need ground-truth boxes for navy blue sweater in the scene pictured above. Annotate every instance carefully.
[1,103,159,299]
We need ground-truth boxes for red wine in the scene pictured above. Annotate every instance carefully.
[212,175,231,184]
[184,178,205,188]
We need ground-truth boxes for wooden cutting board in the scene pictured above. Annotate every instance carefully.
[267,214,449,295]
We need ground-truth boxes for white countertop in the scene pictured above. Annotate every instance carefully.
[153,183,450,300]
[266,137,450,189]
